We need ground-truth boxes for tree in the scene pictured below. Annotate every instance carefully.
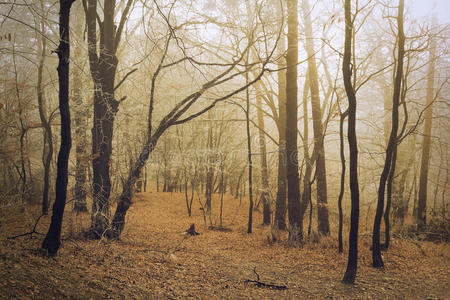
[338,104,348,253]
[245,59,254,233]
[372,0,404,268]
[72,2,88,213]
[107,1,281,238]
[255,81,271,225]
[301,0,330,236]
[274,0,287,231]
[417,34,437,230]
[36,0,53,215]
[342,0,361,284]
[83,0,134,237]
[285,0,301,240]
[42,0,75,255]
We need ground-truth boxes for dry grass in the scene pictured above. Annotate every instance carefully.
[0,191,449,299]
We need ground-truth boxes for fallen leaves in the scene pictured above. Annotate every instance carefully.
[0,192,449,299]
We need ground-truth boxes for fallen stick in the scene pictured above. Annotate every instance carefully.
[244,267,288,290]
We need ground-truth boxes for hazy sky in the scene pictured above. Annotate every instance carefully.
[408,0,450,23]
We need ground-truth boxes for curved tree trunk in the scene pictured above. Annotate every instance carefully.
[338,108,348,253]
[42,0,74,255]
[372,0,404,268]
[342,0,360,284]
[36,8,53,215]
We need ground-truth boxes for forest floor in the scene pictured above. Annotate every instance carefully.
[0,191,449,299]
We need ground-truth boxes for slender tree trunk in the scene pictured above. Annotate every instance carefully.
[255,83,271,225]
[338,108,348,253]
[205,117,214,213]
[42,0,74,255]
[373,0,404,268]
[285,0,301,240]
[342,0,360,284]
[274,32,287,230]
[36,11,53,215]
[301,0,330,235]
[246,62,254,234]
[417,34,436,230]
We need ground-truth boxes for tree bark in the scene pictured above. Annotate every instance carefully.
[338,108,348,253]
[417,33,436,230]
[285,0,301,240]
[36,7,53,215]
[342,0,360,284]
[274,30,287,230]
[255,82,271,225]
[85,0,133,238]
[246,62,254,234]
[42,0,74,255]
[372,0,404,268]
[301,0,330,236]
[72,12,88,213]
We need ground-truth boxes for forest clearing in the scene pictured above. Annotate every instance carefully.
[1,191,449,299]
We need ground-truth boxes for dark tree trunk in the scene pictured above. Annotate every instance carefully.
[301,0,330,236]
[384,151,397,249]
[417,34,436,230]
[285,0,301,240]
[85,0,133,238]
[342,0,360,284]
[205,115,214,213]
[372,0,404,268]
[42,0,74,255]
[246,64,254,234]
[338,108,349,253]
[36,15,53,215]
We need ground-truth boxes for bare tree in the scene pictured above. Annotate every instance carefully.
[372,0,405,268]
[285,0,301,240]
[301,0,330,236]
[342,0,361,284]
[417,34,437,230]
[83,0,134,237]
[42,0,75,256]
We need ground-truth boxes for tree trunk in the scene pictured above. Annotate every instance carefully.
[72,14,88,213]
[274,27,287,230]
[342,0,360,284]
[372,0,404,268]
[301,0,330,236]
[42,0,74,255]
[255,82,271,225]
[36,9,53,215]
[246,61,254,234]
[417,34,436,230]
[85,0,132,238]
[285,0,301,240]
[338,108,348,253]
[205,116,214,213]
[300,73,316,238]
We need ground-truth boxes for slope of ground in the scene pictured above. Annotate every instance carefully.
[0,191,449,299]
